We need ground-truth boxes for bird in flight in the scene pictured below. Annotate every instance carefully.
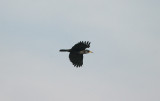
[59,41,93,67]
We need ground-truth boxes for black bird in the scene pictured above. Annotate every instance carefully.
[60,41,93,67]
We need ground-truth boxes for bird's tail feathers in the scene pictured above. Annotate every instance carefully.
[59,49,70,52]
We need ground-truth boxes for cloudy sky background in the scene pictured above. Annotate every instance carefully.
[0,0,160,101]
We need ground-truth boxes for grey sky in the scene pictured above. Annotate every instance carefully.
[0,0,160,101]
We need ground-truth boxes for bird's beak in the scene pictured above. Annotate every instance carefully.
[89,51,93,53]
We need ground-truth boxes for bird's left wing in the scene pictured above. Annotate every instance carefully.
[71,41,90,51]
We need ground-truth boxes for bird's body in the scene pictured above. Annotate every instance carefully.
[60,41,92,67]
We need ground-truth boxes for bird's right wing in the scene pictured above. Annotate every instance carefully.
[69,53,83,67]
[71,41,90,51]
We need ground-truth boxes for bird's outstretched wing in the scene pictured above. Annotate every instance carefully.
[71,41,90,51]
[69,53,83,67]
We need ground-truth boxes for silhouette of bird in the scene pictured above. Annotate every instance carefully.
[60,41,93,67]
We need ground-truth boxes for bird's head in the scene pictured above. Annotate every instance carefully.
[85,50,93,54]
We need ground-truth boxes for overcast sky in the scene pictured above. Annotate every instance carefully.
[0,0,160,101]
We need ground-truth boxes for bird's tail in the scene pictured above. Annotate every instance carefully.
[59,49,70,52]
